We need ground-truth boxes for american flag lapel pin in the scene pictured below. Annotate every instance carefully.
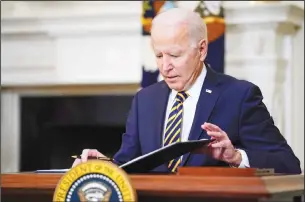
[206,89,212,94]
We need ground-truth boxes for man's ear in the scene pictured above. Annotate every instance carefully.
[198,39,208,61]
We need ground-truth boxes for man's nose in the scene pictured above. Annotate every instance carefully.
[162,56,172,71]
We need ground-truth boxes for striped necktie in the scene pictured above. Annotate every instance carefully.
[163,91,189,172]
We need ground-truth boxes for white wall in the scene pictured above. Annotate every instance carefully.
[224,1,304,170]
[1,92,20,173]
[291,19,304,170]
[1,1,142,85]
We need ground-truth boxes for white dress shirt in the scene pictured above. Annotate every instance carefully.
[162,66,250,168]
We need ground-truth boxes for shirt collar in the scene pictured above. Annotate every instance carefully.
[170,64,207,101]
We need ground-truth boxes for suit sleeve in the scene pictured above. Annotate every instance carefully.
[112,93,141,165]
[239,84,301,174]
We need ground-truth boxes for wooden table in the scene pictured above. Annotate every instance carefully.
[1,169,304,202]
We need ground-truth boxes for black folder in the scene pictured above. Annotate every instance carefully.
[119,139,211,173]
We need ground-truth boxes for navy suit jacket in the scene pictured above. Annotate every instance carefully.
[113,66,301,174]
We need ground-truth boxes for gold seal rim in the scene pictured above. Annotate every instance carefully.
[53,160,137,202]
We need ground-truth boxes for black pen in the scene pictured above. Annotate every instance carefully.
[71,155,113,161]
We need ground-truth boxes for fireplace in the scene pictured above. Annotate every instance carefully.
[20,94,134,171]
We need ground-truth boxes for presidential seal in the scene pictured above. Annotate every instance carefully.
[53,160,137,202]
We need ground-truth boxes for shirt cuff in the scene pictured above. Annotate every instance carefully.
[236,149,250,168]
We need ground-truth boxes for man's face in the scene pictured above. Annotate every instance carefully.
[151,23,205,91]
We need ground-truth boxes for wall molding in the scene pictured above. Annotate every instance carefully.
[225,3,304,28]
[1,1,141,37]
[1,83,140,96]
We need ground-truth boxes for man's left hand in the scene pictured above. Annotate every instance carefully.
[194,122,242,167]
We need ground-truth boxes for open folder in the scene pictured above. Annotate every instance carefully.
[119,138,211,173]
[35,139,211,174]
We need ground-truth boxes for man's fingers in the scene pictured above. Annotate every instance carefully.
[201,123,213,131]
[210,139,231,148]
[201,123,223,133]
[72,158,81,168]
[81,149,105,163]
[88,149,104,158]
[206,123,223,132]
[201,124,208,131]
[207,131,223,138]
[73,149,105,168]
[81,149,90,162]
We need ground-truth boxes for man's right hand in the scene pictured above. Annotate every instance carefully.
[72,149,105,168]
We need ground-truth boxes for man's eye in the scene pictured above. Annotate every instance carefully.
[170,54,179,58]
[156,55,162,58]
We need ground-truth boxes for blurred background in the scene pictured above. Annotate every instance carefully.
[1,1,304,173]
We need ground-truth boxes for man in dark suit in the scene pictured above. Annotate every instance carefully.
[72,8,301,174]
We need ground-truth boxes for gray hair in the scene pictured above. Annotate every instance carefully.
[151,8,208,48]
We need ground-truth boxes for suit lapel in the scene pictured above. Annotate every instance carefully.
[181,66,222,166]
[153,81,170,150]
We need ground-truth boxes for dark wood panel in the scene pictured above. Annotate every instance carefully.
[1,171,303,202]
[1,190,259,202]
